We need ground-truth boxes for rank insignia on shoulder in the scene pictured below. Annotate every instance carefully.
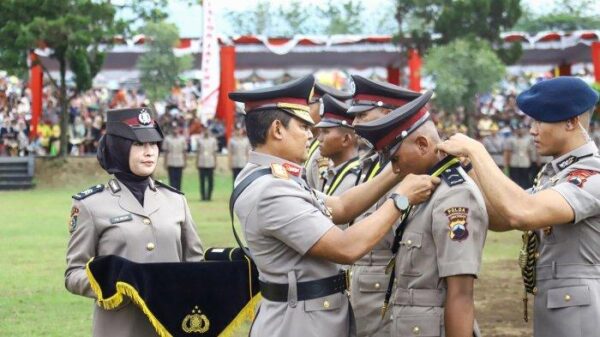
[271,163,289,179]
[557,155,577,170]
[72,184,105,200]
[155,180,184,195]
[441,166,465,187]
[445,207,469,241]
[68,206,79,234]
[567,169,597,188]
[108,179,121,193]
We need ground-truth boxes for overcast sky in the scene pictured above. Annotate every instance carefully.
[153,0,598,37]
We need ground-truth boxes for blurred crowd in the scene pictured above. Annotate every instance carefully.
[1,70,598,176]
[432,70,600,188]
[0,75,230,157]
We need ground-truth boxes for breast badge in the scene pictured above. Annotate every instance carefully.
[444,207,469,241]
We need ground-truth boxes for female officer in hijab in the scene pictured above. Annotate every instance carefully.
[64,107,204,337]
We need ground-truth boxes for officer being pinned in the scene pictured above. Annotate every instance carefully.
[347,75,422,337]
[354,90,489,337]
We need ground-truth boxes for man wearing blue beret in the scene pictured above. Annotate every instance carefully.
[438,76,600,337]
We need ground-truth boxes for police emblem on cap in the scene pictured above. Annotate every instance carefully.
[138,110,152,125]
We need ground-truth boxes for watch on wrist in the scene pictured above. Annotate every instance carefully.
[389,193,410,212]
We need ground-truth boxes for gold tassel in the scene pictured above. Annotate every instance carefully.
[219,293,263,337]
[117,282,172,337]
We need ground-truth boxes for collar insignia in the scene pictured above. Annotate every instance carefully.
[271,163,289,179]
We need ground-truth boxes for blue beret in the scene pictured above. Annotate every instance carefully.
[516,77,599,123]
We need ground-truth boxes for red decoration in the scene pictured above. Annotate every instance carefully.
[408,49,421,92]
[29,52,43,140]
[567,169,597,188]
[216,45,236,141]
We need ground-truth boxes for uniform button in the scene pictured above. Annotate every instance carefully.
[146,243,155,251]
[412,326,421,335]
[534,252,540,259]
[532,287,538,295]
[143,218,151,225]
[323,300,330,309]
[374,282,381,289]
[407,240,412,245]
[564,294,571,302]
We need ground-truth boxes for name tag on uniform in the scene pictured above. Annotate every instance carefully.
[110,214,133,224]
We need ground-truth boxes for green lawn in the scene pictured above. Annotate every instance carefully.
[0,171,522,336]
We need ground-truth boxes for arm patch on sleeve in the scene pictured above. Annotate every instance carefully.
[567,169,598,188]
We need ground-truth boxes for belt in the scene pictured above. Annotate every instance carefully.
[260,271,348,302]
[537,263,600,280]
[354,249,394,266]
[394,288,446,307]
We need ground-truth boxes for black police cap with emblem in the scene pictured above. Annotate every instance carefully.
[105,107,164,143]
[348,75,421,114]
[228,75,315,125]
[315,94,353,129]
[310,82,353,104]
[354,91,432,156]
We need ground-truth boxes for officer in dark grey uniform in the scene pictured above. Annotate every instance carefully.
[355,92,488,337]
[438,76,600,337]
[347,75,421,337]
[65,107,204,337]
[228,75,440,337]
[305,81,353,190]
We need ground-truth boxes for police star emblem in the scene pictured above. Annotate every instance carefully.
[68,206,80,234]
[181,305,210,334]
[138,110,152,125]
[444,207,469,241]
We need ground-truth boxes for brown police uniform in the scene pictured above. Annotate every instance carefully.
[347,75,421,337]
[229,75,355,337]
[64,108,204,337]
[305,81,353,190]
[390,164,487,337]
[527,142,600,337]
[353,91,488,337]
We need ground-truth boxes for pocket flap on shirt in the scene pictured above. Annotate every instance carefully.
[358,273,390,293]
[395,314,441,337]
[304,293,344,312]
[547,285,591,309]
[401,232,422,248]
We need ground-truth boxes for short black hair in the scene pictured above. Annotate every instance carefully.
[244,109,292,148]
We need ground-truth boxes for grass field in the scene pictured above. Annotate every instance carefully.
[0,169,530,336]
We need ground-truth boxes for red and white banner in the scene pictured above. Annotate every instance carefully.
[199,0,220,123]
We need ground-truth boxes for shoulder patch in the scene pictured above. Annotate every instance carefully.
[567,169,598,188]
[68,206,79,234]
[445,207,469,241]
[72,184,105,200]
[440,166,465,187]
[155,180,184,195]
